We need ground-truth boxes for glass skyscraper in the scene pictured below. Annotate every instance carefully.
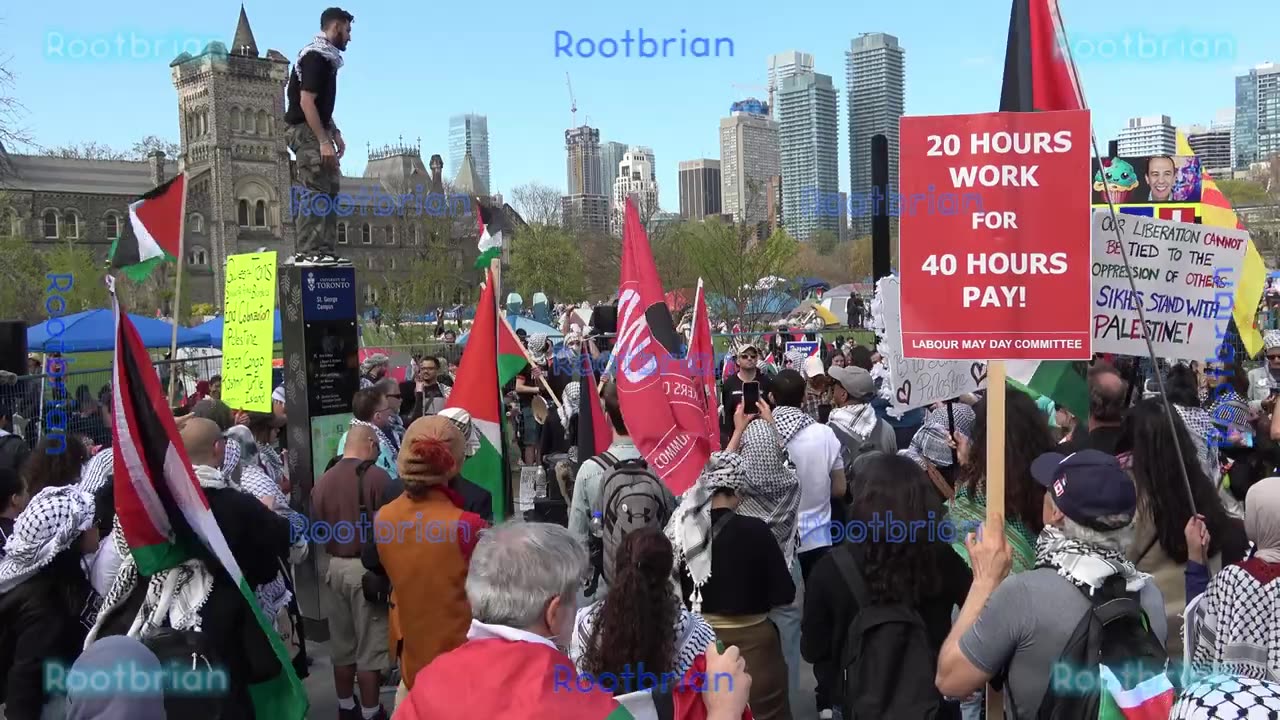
[448,114,491,195]
[778,72,839,242]
[846,33,905,235]
[1234,63,1280,170]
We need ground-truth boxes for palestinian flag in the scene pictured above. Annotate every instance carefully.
[474,200,503,269]
[998,0,1089,419]
[111,174,185,283]
[1006,360,1089,421]
[578,352,612,464]
[108,277,307,719]
[446,269,526,520]
[1098,665,1176,719]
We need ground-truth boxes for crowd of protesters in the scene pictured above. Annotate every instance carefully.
[8,320,1280,719]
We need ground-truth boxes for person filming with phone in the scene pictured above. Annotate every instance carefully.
[721,342,773,446]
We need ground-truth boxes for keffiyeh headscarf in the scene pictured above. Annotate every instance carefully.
[439,407,481,458]
[0,485,96,594]
[88,465,233,648]
[293,32,344,84]
[78,446,114,496]
[1034,524,1148,595]
[902,404,976,471]
[666,452,751,610]
[783,349,807,372]
[559,382,581,430]
[528,334,551,365]
[1266,331,1280,351]
[351,417,396,467]
[738,419,802,563]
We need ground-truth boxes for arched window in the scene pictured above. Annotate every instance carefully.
[390,256,397,270]
[367,256,376,270]
[63,211,79,239]
[103,213,121,239]
[413,225,420,245]
[42,210,59,239]
[365,286,379,305]
[231,108,242,132]
[189,213,204,233]
[337,223,348,244]
[199,111,208,135]
[257,111,270,136]
[386,226,395,244]
[254,200,267,227]
[245,111,256,134]
[361,223,372,244]
[238,199,250,227]
[188,247,208,265]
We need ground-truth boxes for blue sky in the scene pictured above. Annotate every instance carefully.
[4,0,1274,211]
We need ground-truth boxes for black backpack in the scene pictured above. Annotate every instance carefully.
[832,548,944,719]
[1031,575,1169,720]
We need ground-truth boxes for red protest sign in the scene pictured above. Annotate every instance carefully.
[898,110,1092,360]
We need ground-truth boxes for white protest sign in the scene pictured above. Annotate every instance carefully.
[871,275,987,417]
[1091,213,1246,360]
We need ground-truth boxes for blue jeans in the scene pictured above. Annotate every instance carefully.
[768,557,804,716]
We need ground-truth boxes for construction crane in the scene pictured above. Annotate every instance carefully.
[566,72,577,127]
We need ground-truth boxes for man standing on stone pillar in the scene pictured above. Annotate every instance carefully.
[284,6,355,267]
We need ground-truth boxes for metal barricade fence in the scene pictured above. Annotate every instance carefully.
[0,356,224,445]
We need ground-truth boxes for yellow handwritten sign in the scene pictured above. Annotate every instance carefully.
[221,252,277,412]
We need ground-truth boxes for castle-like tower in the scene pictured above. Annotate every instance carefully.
[170,5,295,308]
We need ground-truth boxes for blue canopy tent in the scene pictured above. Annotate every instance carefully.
[458,316,563,346]
[193,312,283,349]
[27,309,213,352]
[705,291,800,322]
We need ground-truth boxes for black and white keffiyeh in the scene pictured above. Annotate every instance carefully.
[559,383,581,429]
[666,452,750,609]
[570,601,717,680]
[79,446,114,496]
[293,33,344,81]
[256,440,288,487]
[1171,675,1280,719]
[829,402,880,442]
[350,418,396,462]
[0,485,95,594]
[1188,565,1280,683]
[1266,331,1280,351]
[439,407,481,458]
[737,419,801,564]
[1034,525,1148,595]
[528,333,551,365]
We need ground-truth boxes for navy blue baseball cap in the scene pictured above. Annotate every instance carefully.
[1030,449,1137,530]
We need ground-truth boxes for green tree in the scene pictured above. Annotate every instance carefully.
[1218,179,1272,207]
[0,233,45,322]
[43,238,108,312]
[678,218,799,328]
[508,223,586,302]
[811,229,839,256]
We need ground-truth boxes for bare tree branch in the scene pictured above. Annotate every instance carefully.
[511,182,563,225]
[0,52,31,154]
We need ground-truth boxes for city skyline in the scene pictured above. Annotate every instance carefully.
[5,0,1275,213]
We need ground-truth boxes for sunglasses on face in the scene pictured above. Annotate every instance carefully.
[1269,354,1280,361]
[741,353,758,360]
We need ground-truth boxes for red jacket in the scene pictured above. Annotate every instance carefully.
[395,621,751,720]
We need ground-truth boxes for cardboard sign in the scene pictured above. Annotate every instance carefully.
[221,252,277,412]
[872,276,987,417]
[899,110,1092,360]
[1091,212,1246,360]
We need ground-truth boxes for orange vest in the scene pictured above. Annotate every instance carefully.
[374,487,480,689]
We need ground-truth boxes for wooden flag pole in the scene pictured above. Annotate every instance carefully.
[984,359,1007,719]
[166,166,189,409]
[499,314,563,410]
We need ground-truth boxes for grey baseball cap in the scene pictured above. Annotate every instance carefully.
[828,366,875,400]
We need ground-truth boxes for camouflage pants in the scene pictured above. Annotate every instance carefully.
[287,123,340,255]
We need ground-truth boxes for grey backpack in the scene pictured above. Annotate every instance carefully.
[594,456,673,584]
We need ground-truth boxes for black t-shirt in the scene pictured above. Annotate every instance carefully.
[284,53,338,128]
[680,508,795,615]
[720,372,773,434]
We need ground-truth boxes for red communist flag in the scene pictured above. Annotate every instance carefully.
[616,198,710,496]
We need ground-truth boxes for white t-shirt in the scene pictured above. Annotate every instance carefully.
[787,423,845,553]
